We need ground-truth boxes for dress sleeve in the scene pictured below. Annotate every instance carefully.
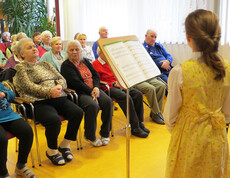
[163,64,183,133]
[222,88,230,123]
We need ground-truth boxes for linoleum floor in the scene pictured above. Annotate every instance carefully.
[6,97,230,178]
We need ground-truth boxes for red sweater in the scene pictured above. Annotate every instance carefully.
[92,59,116,91]
[38,46,48,58]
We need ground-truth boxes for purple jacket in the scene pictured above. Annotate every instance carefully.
[4,55,19,70]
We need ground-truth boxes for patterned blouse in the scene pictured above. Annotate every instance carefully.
[13,61,67,102]
[75,61,93,88]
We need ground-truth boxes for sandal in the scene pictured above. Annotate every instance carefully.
[58,147,73,162]
[46,151,66,166]
[15,166,35,178]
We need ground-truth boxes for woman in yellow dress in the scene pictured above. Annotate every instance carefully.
[163,9,230,177]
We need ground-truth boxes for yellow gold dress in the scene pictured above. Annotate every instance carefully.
[165,58,230,178]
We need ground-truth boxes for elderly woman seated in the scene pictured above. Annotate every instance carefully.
[13,38,83,166]
[0,82,34,178]
[40,36,65,72]
[74,33,95,63]
[38,30,52,58]
[61,40,113,147]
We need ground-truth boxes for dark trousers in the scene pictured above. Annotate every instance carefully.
[78,89,113,141]
[0,119,33,176]
[28,97,83,149]
[109,88,143,129]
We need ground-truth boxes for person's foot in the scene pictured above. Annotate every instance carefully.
[15,166,35,178]
[101,137,110,146]
[46,151,66,166]
[139,123,150,134]
[89,138,103,147]
[131,127,148,138]
[150,112,165,125]
[58,147,73,162]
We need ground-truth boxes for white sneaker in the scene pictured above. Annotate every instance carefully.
[90,138,102,147]
[101,137,110,146]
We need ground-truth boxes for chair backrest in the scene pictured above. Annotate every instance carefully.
[0,67,16,82]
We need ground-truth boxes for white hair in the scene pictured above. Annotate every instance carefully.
[146,29,157,35]
[41,30,52,40]
[66,40,83,61]
[2,31,10,38]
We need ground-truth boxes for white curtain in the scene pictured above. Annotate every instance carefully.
[219,0,230,45]
[59,0,207,43]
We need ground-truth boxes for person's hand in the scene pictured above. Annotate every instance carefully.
[0,63,4,68]
[0,92,6,98]
[160,60,171,71]
[91,87,100,98]
[50,84,62,98]
[113,81,121,88]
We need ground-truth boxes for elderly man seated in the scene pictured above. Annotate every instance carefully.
[92,47,149,138]
[143,29,173,83]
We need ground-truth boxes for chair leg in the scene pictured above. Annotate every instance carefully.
[78,127,83,150]
[30,150,35,168]
[15,138,18,152]
[33,119,42,166]
[29,103,42,166]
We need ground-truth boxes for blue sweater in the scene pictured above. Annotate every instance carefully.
[0,82,21,123]
[143,41,173,73]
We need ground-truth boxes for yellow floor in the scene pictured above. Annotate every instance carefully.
[6,98,230,178]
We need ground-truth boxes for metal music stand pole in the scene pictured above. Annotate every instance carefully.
[126,88,131,178]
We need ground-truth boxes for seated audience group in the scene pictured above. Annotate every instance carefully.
[0,27,172,177]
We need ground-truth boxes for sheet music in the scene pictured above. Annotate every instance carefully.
[104,41,146,87]
[124,40,161,79]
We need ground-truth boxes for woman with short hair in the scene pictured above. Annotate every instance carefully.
[40,36,65,72]
[38,30,52,58]
[13,38,83,166]
[75,33,95,63]
[61,40,113,147]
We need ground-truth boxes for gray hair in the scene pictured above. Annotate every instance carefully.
[41,30,52,40]
[17,38,32,54]
[99,26,107,33]
[146,29,157,35]
[66,40,83,60]
[2,32,10,38]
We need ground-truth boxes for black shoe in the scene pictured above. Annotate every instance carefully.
[150,112,165,125]
[131,127,148,138]
[139,122,150,134]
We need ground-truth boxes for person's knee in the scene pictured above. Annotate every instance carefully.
[71,106,84,120]
[47,115,62,128]
[22,124,33,139]
[0,134,8,147]
[104,96,113,108]
[87,102,100,114]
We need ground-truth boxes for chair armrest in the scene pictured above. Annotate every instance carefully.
[13,97,33,105]
[64,88,76,94]
[100,81,110,96]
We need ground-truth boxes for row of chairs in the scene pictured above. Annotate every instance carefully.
[4,73,168,167]
[2,80,83,167]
